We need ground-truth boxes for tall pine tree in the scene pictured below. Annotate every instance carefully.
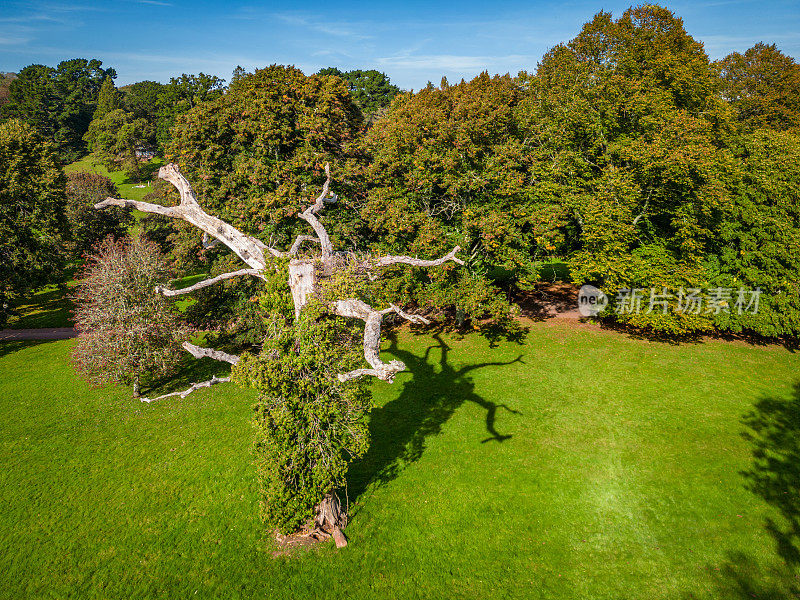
[93,76,121,120]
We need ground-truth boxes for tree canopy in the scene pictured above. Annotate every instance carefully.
[2,59,116,163]
[0,119,67,325]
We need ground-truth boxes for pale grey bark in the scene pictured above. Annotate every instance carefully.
[332,300,430,382]
[139,375,231,403]
[95,162,461,385]
[155,269,264,297]
[182,342,240,365]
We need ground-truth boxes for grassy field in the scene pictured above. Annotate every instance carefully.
[1,322,799,599]
[5,281,77,329]
[64,156,164,203]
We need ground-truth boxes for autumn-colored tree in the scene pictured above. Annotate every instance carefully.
[355,72,534,323]
[142,65,365,339]
[516,6,736,333]
[166,65,361,237]
[72,236,187,397]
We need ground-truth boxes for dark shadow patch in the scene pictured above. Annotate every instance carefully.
[741,382,800,568]
[681,551,800,599]
[0,339,54,359]
[347,331,523,509]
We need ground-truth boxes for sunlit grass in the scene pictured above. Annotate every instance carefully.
[1,321,799,598]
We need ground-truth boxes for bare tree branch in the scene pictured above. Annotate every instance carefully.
[94,197,181,218]
[139,375,231,403]
[95,164,267,270]
[158,162,201,208]
[332,300,430,382]
[155,269,264,297]
[298,163,336,261]
[288,235,321,256]
[182,341,240,365]
[371,245,464,269]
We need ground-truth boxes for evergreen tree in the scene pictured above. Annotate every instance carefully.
[0,119,67,325]
[93,76,122,120]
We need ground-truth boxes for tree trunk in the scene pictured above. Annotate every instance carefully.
[132,375,140,398]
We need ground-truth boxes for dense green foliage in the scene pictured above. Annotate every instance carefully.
[0,119,67,327]
[93,76,122,120]
[317,67,401,118]
[3,326,800,597]
[352,72,535,323]
[64,171,133,256]
[121,80,165,122]
[71,236,187,396]
[167,65,361,234]
[154,73,225,152]
[717,42,800,133]
[84,108,154,180]
[1,59,116,163]
[126,7,799,341]
[234,262,372,533]
[505,6,800,336]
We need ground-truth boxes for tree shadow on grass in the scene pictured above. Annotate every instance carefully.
[680,551,800,599]
[346,331,523,508]
[142,354,232,398]
[741,382,800,568]
[0,339,52,359]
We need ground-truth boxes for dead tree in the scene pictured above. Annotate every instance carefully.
[95,162,463,544]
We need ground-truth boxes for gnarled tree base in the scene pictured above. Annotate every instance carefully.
[271,493,348,556]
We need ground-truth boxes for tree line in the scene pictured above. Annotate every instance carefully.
[2,4,800,340]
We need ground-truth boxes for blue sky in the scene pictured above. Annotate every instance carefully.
[1,0,799,90]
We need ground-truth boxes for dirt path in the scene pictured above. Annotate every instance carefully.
[516,282,582,320]
[0,328,77,341]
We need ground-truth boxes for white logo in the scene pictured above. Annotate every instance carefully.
[578,285,608,317]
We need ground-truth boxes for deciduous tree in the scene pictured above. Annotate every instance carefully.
[65,172,133,256]
[717,43,800,132]
[94,161,462,542]
[72,235,187,397]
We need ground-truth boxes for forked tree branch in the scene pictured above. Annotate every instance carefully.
[288,235,321,256]
[332,300,431,382]
[371,245,464,269]
[139,375,231,403]
[96,164,267,270]
[298,163,336,260]
[155,268,264,297]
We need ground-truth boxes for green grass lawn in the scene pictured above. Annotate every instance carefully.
[5,281,76,329]
[64,155,164,204]
[1,322,799,598]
